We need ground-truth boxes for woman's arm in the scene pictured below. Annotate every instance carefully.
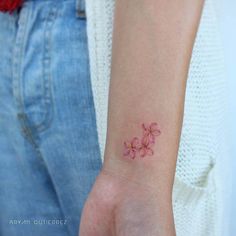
[103,0,204,193]
[80,1,204,235]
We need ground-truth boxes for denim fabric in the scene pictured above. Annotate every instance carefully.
[0,0,102,235]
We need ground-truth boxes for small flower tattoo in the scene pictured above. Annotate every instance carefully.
[142,122,161,144]
[139,136,154,157]
[123,137,140,159]
[123,122,161,160]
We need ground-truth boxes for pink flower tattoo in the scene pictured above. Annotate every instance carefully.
[142,122,161,144]
[123,137,140,159]
[123,122,161,160]
[139,136,154,157]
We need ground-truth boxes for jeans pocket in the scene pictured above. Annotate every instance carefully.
[12,3,59,137]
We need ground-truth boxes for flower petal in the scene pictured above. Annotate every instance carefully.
[152,129,161,136]
[150,122,158,130]
[132,137,140,147]
[142,123,148,131]
[149,135,155,144]
[146,148,154,156]
[124,141,130,148]
[130,150,136,159]
[123,148,130,156]
[142,135,150,146]
[139,148,146,157]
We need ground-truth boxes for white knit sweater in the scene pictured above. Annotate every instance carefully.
[85,0,227,235]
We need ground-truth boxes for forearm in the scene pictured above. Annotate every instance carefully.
[103,0,204,198]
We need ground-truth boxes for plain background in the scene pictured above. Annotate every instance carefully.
[216,0,236,234]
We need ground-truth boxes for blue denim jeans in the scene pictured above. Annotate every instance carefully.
[0,0,102,235]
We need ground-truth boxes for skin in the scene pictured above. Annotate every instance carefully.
[79,0,204,235]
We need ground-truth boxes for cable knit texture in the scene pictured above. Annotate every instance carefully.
[85,0,227,235]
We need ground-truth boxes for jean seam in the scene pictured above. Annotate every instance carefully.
[35,5,58,132]
[12,6,30,138]
[12,5,49,164]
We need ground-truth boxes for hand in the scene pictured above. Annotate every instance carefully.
[79,168,176,236]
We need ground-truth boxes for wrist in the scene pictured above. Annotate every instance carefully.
[97,166,175,236]
[101,155,174,202]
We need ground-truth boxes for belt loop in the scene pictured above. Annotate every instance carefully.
[76,0,86,19]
